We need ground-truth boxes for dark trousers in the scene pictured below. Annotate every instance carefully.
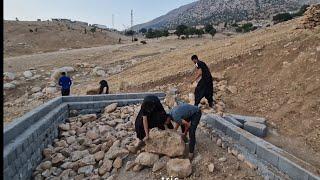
[194,80,214,107]
[61,89,70,96]
[181,110,202,153]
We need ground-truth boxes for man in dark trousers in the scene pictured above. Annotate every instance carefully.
[191,55,214,108]
[166,103,202,160]
[58,72,72,96]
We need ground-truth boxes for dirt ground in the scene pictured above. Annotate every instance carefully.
[3,17,320,174]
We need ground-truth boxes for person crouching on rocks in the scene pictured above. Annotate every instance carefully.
[99,80,109,94]
[135,95,173,144]
[166,103,202,160]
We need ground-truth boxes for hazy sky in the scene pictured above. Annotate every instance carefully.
[4,0,197,30]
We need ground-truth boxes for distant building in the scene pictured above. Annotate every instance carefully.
[195,25,205,29]
[51,18,72,23]
[37,19,41,22]
[168,29,176,34]
[92,24,109,30]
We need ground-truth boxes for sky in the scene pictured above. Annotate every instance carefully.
[4,0,197,30]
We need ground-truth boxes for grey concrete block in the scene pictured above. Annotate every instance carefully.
[256,141,279,168]
[308,174,320,180]
[224,116,244,128]
[226,125,241,141]
[244,121,267,137]
[230,114,266,124]
[278,156,309,180]
[239,130,258,154]
[62,95,93,102]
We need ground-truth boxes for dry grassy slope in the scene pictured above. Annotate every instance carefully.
[3,20,128,57]
[109,18,320,168]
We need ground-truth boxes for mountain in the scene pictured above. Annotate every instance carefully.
[132,0,320,30]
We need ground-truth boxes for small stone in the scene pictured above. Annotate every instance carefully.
[231,149,238,156]
[152,156,170,172]
[98,159,113,175]
[3,72,16,81]
[78,155,96,166]
[208,163,215,173]
[54,140,68,148]
[216,139,222,147]
[23,70,33,78]
[59,124,70,131]
[40,161,52,170]
[78,165,93,176]
[105,103,118,113]
[125,161,135,171]
[237,154,245,161]
[86,131,98,140]
[79,114,97,124]
[51,153,65,164]
[43,148,53,159]
[245,160,257,170]
[132,164,144,172]
[71,150,89,161]
[94,151,105,161]
[113,157,122,169]
[31,86,42,93]
[4,83,16,90]
[218,157,227,162]
[66,136,76,145]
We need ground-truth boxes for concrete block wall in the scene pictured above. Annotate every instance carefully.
[3,92,165,180]
[202,114,320,180]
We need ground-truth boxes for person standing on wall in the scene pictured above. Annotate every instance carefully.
[190,55,214,108]
[58,72,72,96]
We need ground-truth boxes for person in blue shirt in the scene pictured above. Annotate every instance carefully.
[58,72,72,96]
[166,103,202,160]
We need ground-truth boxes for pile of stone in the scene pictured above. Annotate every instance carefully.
[33,103,193,179]
[300,4,320,29]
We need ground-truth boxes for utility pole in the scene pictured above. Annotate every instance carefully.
[131,9,134,42]
[112,14,115,29]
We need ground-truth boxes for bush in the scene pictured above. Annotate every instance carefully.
[209,28,217,38]
[140,41,147,44]
[236,23,255,33]
[145,29,169,39]
[175,25,188,38]
[273,13,293,24]
[139,28,147,34]
[133,38,138,41]
[205,24,214,33]
[125,30,135,36]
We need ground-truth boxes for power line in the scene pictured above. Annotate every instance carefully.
[131,9,133,29]
[112,14,114,29]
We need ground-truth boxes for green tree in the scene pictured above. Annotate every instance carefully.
[209,28,217,38]
[125,30,135,36]
[195,29,204,37]
[273,13,293,24]
[139,28,147,34]
[204,24,213,33]
[175,25,188,38]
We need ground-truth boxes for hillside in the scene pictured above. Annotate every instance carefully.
[132,0,320,30]
[3,20,129,57]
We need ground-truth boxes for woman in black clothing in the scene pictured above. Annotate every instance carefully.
[135,95,173,141]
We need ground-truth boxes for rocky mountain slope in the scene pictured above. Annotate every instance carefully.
[133,0,320,30]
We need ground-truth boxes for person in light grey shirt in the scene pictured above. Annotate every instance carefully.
[166,103,202,160]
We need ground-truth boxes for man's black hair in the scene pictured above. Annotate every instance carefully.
[61,72,66,76]
[191,55,198,60]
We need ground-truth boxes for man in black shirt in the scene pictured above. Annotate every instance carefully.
[191,55,214,108]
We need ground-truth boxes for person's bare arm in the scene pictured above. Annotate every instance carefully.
[174,123,180,131]
[181,119,191,135]
[143,116,149,139]
[193,68,202,83]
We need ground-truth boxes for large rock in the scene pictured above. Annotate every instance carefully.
[145,129,185,157]
[51,67,75,81]
[99,159,113,175]
[166,159,192,178]
[92,67,106,77]
[135,152,159,167]
[152,156,170,172]
[105,103,118,113]
[78,114,97,124]
[86,85,100,95]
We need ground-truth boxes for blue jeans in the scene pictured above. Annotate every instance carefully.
[181,110,202,153]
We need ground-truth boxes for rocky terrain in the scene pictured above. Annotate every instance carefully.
[4,6,320,176]
[32,103,262,180]
[133,0,320,30]
[3,20,129,57]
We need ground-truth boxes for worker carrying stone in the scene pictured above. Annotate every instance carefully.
[190,55,214,108]
[135,95,174,143]
[58,72,72,96]
[166,103,202,160]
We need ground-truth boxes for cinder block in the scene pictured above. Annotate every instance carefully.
[209,114,228,133]
[226,126,240,141]
[278,156,309,180]
[256,141,279,168]
[238,130,258,154]
[230,114,266,124]
[308,174,320,180]
[224,116,244,128]
[62,96,93,102]
[244,121,267,137]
